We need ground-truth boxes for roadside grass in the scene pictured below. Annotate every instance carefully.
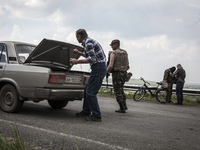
[98,87,200,106]
[0,120,28,150]
[74,138,82,150]
[0,120,81,150]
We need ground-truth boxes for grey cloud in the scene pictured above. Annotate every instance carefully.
[1,0,200,83]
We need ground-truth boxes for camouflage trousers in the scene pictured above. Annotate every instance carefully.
[112,71,126,103]
[166,82,173,102]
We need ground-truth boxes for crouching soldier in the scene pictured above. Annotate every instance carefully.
[163,66,176,103]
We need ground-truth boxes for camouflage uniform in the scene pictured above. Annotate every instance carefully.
[108,39,130,113]
[111,48,129,104]
[112,71,126,103]
[163,68,174,102]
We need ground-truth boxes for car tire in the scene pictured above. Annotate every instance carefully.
[47,100,68,109]
[0,84,24,113]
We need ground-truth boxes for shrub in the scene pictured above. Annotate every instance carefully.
[196,98,200,104]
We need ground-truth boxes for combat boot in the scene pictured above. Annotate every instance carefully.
[123,100,128,110]
[115,102,126,113]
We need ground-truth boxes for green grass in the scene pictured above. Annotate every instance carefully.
[0,120,81,150]
[74,138,82,150]
[0,120,28,150]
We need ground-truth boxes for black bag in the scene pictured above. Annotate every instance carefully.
[173,76,178,84]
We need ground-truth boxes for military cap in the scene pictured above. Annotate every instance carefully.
[110,39,120,46]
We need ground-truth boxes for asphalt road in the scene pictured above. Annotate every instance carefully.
[0,97,200,150]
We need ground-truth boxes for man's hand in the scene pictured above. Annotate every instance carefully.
[70,58,79,65]
[73,48,85,57]
[73,49,80,54]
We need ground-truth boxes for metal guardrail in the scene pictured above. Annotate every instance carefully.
[102,83,200,96]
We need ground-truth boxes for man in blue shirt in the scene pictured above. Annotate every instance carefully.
[70,29,107,122]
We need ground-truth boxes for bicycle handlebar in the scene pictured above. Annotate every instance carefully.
[140,77,150,85]
[156,81,162,85]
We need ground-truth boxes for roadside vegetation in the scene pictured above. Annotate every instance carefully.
[98,87,200,106]
[0,121,28,150]
[0,120,81,150]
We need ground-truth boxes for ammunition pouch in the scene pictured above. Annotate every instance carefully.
[125,72,132,82]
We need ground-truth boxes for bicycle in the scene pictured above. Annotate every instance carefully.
[133,77,170,103]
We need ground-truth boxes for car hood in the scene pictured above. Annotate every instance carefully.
[24,39,84,70]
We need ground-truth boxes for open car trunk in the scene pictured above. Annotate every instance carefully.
[24,39,84,71]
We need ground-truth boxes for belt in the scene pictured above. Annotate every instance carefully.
[112,71,127,73]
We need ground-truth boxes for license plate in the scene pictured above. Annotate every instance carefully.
[65,76,82,84]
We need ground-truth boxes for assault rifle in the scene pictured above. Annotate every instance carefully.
[106,51,112,88]
[106,73,110,88]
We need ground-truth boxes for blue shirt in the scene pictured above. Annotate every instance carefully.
[82,37,106,64]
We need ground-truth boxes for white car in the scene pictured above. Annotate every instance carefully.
[0,39,90,113]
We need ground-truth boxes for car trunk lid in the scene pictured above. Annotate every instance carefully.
[24,39,84,70]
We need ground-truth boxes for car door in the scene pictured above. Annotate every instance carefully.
[0,44,7,77]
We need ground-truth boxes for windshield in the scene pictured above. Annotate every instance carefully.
[16,45,36,63]
[0,45,7,63]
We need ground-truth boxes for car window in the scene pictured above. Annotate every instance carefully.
[16,45,36,63]
[0,45,7,63]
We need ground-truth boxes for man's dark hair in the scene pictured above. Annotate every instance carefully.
[170,66,176,73]
[76,29,88,38]
[177,64,181,67]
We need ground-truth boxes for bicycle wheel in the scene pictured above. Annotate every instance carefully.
[156,89,168,103]
[133,88,146,101]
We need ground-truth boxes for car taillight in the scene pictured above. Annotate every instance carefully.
[84,76,90,85]
[49,74,65,84]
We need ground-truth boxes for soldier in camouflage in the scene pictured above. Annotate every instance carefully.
[107,39,130,113]
[163,66,176,102]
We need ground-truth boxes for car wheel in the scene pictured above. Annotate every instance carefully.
[47,100,68,109]
[0,84,24,113]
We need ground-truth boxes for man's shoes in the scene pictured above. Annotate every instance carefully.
[174,103,182,105]
[76,111,90,117]
[124,106,128,110]
[85,116,102,122]
[115,109,126,113]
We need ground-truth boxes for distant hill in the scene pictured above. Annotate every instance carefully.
[184,83,200,89]
[103,78,200,89]
[185,83,200,86]
[104,78,162,86]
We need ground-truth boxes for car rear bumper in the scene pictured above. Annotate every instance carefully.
[35,88,84,100]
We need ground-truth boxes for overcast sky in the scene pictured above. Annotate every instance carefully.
[0,0,200,84]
